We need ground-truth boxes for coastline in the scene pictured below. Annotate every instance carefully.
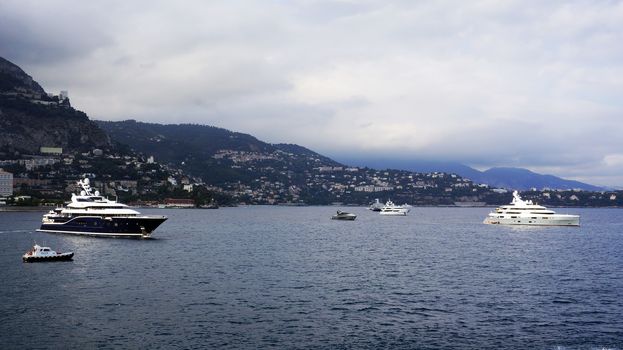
[0,206,49,212]
[2,204,619,212]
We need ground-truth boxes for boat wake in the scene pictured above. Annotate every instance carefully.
[0,230,34,234]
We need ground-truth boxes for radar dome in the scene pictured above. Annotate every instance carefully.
[80,191,86,196]
[94,191,100,196]
[84,178,90,185]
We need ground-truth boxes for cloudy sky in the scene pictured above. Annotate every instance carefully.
[2,0,623,186]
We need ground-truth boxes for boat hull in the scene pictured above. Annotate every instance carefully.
[484,215,580,226]
[23,252,74,262]
[331,215,357,220]
[38,216,168,238]
[379,211,408,216]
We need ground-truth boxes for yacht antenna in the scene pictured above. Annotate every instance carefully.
[78,178,94,196]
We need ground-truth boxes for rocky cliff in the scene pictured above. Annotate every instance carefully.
[0,57,45,94]
[0,57,110,156]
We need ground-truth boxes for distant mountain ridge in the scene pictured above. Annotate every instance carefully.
[337,157,602,191]
[475,167,603,191]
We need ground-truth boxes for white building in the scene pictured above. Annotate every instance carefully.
[40,147,63,155]
[0,169,13,196]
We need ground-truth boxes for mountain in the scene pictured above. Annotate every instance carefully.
[476,167,603,191]
[1,55,604,206]
[338,157,481,177]
[95,120,273,163]
[0,57,230,206]
[273,143,338,165]
[0,57,46,94]
[96,120,340,185]
[98,119,602,192]
[96,120,515,205]
[0,57,111,156]
[336,157,602,191]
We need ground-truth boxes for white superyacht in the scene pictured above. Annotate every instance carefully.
[484,191,579,226]
[379,200,410,216]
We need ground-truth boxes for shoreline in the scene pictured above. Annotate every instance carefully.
[0,206,49,212]
[1,204,621,212]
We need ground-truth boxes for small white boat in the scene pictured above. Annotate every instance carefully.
[331,210,357,220]
[379,200,410,216]
[22,244,74,262]
[484,191,580,226]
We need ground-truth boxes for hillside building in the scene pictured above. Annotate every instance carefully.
[164,198,194,208]
[0,169,13,196]
[40,147,63,155]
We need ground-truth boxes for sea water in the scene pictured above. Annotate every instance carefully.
[1,207,622,349]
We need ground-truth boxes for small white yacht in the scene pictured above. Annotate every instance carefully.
[23,244,73,262]
[379,200,410,216]
[484,191,580,226]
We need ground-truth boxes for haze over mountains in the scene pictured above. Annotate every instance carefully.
[338,157,604,191]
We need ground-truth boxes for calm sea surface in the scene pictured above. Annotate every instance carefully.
[1,206,622,349]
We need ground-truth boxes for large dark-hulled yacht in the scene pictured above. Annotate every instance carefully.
[37,178,167,238]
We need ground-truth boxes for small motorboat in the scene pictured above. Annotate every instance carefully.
[331,210,357,220]
[22,244,74,263]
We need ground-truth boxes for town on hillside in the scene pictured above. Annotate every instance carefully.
[1,145,622,208]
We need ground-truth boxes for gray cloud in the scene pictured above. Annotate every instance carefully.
[0,1,113,64]
[2,0,623,186]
